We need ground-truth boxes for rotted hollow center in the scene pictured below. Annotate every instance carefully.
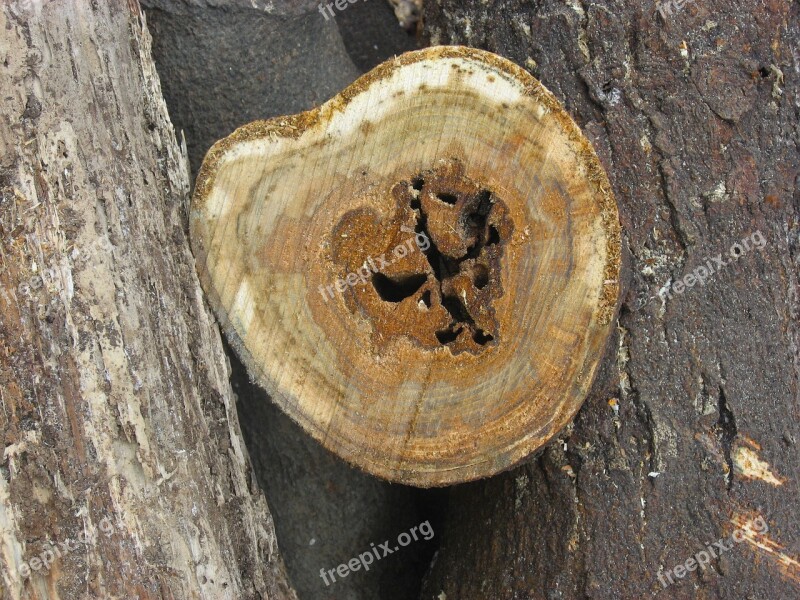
[330,160,513,356]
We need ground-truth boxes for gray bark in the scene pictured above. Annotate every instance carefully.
[0,1,296,598]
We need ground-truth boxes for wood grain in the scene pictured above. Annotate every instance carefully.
[191,46,621,486]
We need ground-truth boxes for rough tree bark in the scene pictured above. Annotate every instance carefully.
[8,1,793,599]
[420,1,800,599]
[0,1,296,598]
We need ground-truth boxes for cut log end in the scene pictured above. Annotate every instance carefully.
[190,46,621,487]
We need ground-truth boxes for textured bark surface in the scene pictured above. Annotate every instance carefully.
[420,1,800,599]
[0,1,296,598]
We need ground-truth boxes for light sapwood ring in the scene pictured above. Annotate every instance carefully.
[190,46,621,487]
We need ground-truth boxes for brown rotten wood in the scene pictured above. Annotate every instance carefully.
[190,46,621,487]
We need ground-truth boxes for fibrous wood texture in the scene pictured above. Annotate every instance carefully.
[191,46,621,487]
[0,1,295,598]
[420,1,800,599]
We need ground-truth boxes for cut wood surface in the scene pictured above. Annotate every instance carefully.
[191,46,622,487]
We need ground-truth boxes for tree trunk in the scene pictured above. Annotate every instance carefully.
[0,1,296,598]
[420,1,800,599]
[6,1,796,599]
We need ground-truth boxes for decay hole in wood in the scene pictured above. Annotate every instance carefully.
[487,225,500,245]
[473,189,493,217]
[436,192,458,205]
[372,272,428,302]
[463,190,493,256]
[435,325,462,344]
[473,264,489,289]
[337,162,513,355]
[473,329,494,344]
[409,178,423,210]
[420,290,432,308]
[402,171,510,352]
[416,213,461,281]
[441,293,472,324]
